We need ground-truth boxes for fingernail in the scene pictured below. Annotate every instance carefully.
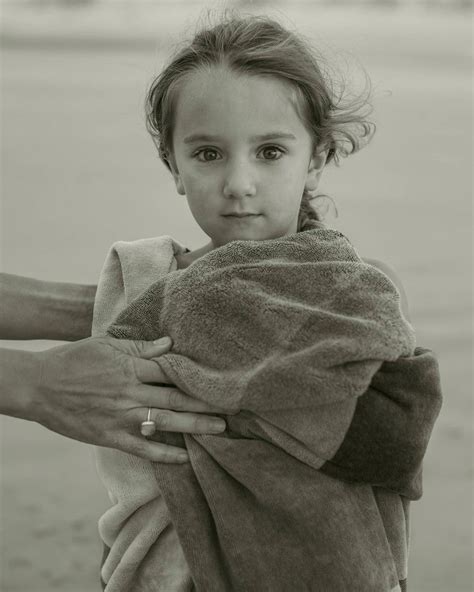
[177,453,189,462]
[153,336,171,346]
[210,420,226,433]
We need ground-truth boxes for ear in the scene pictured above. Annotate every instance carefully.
[305,149,328,193]
[167,153,186,196]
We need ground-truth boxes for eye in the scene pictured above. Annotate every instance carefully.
[194,148,221,162]
[257,145,285,161]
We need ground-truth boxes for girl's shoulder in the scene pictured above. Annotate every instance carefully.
[363,258,410,321]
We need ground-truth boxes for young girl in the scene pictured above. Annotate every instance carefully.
[93,14,441,592]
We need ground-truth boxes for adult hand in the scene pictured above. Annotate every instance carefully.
[28,336,226,463]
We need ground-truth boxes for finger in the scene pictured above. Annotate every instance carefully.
[136,337,173,360]
[134,357,172,384]
[148,409,226,434]
[135,384,228,414]
[118,436,189,464]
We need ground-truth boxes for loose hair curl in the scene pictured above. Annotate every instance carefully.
[145,14,375,230]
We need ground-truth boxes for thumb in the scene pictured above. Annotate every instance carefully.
[133,336,173,359]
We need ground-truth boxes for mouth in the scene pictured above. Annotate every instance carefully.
[222,212,261,218]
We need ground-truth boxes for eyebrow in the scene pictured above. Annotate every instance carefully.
[183,132,297,144]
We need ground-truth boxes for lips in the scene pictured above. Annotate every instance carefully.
[222,212,261,218]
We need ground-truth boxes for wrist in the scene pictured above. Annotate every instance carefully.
[0,348,42,421]
[45,282,96,340]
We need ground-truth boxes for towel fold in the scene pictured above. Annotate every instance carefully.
[92,235,194,591]
[107,228,418,591]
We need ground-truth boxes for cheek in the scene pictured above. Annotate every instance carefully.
[275,155,308,185]
[268,175,306,220]
[273,167,307,200]
[182,168,218,198]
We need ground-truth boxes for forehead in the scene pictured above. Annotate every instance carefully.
[172,66,310,142]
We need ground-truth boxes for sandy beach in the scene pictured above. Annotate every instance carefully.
[1,3,472,591]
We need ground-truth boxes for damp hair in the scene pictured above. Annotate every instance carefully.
[145,13,375,230]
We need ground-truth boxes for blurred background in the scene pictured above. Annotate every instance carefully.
[1,1,472,591]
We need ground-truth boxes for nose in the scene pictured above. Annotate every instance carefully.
[222,159,256,199]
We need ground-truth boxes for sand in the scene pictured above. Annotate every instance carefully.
[0,4,472,591]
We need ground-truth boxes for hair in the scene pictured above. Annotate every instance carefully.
[145,13,375,231]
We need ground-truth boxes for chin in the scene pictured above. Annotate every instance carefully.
[222,232,267,246]
[211,223,294,247]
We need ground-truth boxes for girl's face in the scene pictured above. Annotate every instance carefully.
[169,66,326,248]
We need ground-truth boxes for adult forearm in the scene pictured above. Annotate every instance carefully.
[0,273,96,341]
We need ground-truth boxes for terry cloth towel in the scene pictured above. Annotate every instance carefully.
[92,236,194,592]
[107,227,419,591]
[94,231,442,591]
